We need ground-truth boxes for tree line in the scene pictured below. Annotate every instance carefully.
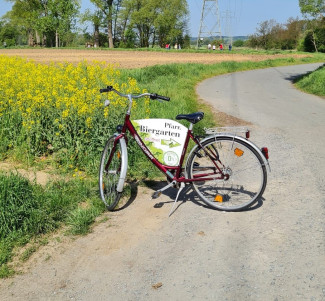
[0,0,324,52]
[0,0,189,48]
[246,0,325,52]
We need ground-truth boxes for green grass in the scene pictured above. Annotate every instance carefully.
[295,64,325,96]
[0,171,104,277]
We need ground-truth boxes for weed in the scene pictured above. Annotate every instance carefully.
[0,264,14,278]
[67,206,101,235]
[20,245,37,262]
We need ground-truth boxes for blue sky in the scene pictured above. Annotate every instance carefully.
[0,0,303,37]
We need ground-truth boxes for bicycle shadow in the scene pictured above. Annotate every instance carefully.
[156,183,264,216]
[113,179,139,211]
[119,180,264,216]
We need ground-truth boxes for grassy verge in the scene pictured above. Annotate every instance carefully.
[295,63,325,96]
[0,172,104,277]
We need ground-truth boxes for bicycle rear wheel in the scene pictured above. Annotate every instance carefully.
[187,136,267,211]
[99,136,122,210]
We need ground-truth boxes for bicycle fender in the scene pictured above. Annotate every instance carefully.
[186,134,270,173]
[116,135,128,192]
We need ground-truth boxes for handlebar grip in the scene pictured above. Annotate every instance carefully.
[150,93,170,101]
[99,86,113,93]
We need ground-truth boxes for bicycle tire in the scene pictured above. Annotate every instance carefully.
[99,136,122,210]
[187,136,267,211]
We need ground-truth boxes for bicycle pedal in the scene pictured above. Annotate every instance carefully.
[152,191,162,199]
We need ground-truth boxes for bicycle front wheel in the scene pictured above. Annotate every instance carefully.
[187,136,267,211]
[99,136,122,210]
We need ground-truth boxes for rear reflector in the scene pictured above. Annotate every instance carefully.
[214,195,223,202]
[234,148,244,157]
[261,147,269,160]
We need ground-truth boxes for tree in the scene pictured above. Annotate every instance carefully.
[247,18,305,50]
[283,18,305,49]
[90,0,116,48]
[117,0,134,45]
[299,0,325,51]
[248,19,278,49]
[48,0,80,47]
[6,0,41,46]
[299,17,325,52]
[0,18,21,46]
[299,0,325,18]
[130,0,157,47]
[120,0,188,48]
[80,9,105,47]
[154,0,188,47]
[6,0,79,47]
[233,39,244,47]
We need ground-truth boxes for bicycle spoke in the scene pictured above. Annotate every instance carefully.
[188,136,267,211]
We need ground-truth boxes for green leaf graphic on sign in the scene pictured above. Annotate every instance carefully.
[161,138,181,148]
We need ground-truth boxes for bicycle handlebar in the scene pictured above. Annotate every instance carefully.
[99,86,114,93]
[100,86,170,101]
[149,93,170,101]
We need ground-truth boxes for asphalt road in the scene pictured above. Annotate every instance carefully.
[1,63,324,301]
[196,62,325,300]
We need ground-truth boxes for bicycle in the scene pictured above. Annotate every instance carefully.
[98,86,270,215]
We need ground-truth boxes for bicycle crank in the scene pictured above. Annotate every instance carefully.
[151,181,177,199]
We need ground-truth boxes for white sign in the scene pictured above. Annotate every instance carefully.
[132,119,188,166]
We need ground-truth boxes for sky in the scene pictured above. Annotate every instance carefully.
[0,0,303,37]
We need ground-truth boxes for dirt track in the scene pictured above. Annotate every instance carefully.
[0,48,308,68]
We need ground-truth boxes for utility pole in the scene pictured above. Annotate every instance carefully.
[197,0,222,48]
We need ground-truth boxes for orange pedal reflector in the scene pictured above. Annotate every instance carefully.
[234,148,244,157]
[117,151,121,159]
[214,195,223,202]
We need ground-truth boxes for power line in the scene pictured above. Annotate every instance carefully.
[197,0,222,48]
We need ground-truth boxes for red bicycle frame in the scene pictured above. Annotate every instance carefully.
[116,113,226,184]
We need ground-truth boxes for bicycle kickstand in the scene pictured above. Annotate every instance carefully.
[168,182,185,217]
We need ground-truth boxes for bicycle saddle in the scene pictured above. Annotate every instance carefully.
[176,112,204,124]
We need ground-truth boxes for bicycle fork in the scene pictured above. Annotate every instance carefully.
[115,135,128,192]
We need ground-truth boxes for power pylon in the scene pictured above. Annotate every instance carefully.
[222,9,235,46]
[197,0,222,48]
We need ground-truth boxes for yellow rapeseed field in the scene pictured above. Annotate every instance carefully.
[0,55,147,169]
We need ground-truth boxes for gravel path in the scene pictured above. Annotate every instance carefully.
[1,63,324,301]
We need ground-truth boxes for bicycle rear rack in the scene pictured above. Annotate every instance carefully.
[204,127,250,139]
